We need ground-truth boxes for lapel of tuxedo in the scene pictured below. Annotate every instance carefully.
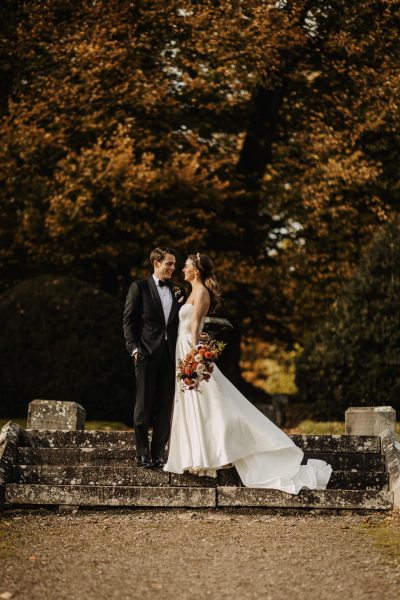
[167,290,179,325]
[147,276,165,322]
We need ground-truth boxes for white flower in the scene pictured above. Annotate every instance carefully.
[194,354,203,362]
[196,363,206,373]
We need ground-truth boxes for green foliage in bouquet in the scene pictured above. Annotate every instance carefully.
[295,220,400,419]
[0,275,134,422]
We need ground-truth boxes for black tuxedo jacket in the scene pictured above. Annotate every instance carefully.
[123,277,185,358]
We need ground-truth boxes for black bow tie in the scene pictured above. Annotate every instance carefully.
[158,279,171,288]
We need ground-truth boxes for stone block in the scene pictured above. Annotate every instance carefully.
[0,421,20,447]
[380,429,400,508]
[345,406,396,436]
[0,442,16,472]
[0,421,21,510]
[6,484,217,507]
[170,472,217,488]
[18,447,137,465]
[302,452,385,471]
[290,435,380,454]
[217,487,393,510]
[20,429,135,448]
[327,471,388,490]
[27,400,86,430]
[13,465,170,487]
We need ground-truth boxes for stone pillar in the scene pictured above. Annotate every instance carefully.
[345,406,396,436]
[27,399,86,430]
[380,429,400,509]
[0,421,20,510]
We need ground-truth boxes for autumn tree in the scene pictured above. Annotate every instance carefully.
[0,0,399,382]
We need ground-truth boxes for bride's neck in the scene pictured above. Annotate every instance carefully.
[191,280,205,291]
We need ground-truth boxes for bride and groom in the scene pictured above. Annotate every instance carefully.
[123,247,332,493]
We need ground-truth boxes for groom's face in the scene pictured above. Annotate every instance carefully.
[154,253,176,281]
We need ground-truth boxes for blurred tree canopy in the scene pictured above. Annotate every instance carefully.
[0,0,399,359]
[296,220,400,418]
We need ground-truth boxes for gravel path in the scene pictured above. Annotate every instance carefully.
[1,508,400,600]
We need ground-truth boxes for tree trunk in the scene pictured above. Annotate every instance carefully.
[237,83,286,183]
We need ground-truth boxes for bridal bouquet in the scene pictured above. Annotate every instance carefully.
[177,340,226,392]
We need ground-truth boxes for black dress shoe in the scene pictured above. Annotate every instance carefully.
[152,456,166,468]
[137,455,152,468]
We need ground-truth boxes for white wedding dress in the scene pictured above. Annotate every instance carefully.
[164,304,332,494]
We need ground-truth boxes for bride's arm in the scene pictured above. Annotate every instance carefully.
[191,289,210,346]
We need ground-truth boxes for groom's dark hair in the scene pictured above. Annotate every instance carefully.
[150,247,177,265]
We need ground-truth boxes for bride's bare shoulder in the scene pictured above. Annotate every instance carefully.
[193,286,210,311]
[194,285,210,300]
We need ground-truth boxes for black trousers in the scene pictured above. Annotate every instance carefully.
[134,342,175,457]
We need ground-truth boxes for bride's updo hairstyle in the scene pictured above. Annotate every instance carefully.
[189,253,222,313]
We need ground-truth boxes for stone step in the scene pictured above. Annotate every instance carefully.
[328,471,388,490]
[290,435,380,453]
[20,430,135,449]
[5,484,216,507]
[216,488,393,510]
[11,465,241,487]
[301,452,385,471]
[5,484,393,510]
[17,447,137,465]
[19,430,380,453]
[17,447,385,471]
[12,465,389,490]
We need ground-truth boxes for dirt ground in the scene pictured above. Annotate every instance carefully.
[1,508,400,600]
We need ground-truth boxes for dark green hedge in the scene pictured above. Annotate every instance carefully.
[296,220,400,420]
[0,275,134,423]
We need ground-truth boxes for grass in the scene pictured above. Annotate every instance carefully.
[288,420,346,435]
[84,421,132,431]
[360,512,400,566]
[286,419,400,436]
[0,418,27,429]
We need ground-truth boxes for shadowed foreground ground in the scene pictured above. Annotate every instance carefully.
[1,508,400,599]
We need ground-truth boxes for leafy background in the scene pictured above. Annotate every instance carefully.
[0,1,399,422]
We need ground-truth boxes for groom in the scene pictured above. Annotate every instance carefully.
[123,247,186,468]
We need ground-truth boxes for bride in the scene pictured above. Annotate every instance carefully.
[164,253,332,494]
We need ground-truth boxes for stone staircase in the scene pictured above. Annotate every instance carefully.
[3,429,394,511]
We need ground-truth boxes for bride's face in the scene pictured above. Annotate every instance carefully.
[182,258,198,283]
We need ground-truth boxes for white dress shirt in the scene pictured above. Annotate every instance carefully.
[152,274,173,324]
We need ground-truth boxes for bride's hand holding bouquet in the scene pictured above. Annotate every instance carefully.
[177,340,226,393]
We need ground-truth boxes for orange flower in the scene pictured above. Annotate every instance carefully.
[204,351,213,359]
